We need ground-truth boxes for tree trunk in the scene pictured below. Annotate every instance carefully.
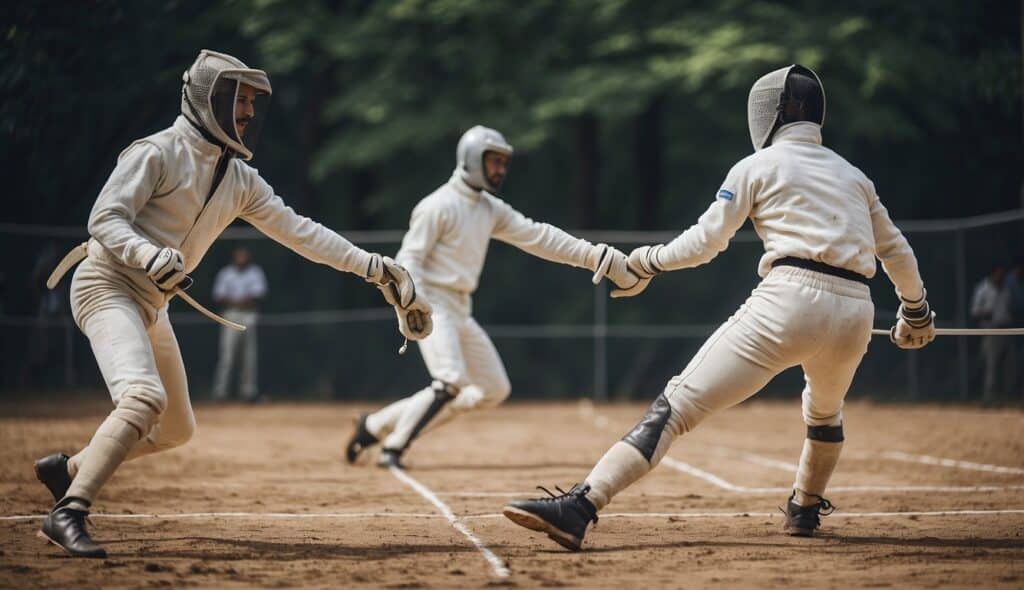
[296,63,327,216]
[571,113,600,228]
[349,168,374,229]
[633,95,665,229]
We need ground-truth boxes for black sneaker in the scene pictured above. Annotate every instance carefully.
[39,498,106,558]
[503,483,598,551]
[34,453,73,503]
[344,414,379,464]
[376,448,405,469]
[782,492,835,537]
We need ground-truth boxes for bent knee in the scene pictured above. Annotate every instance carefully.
[802,400,844,427]
[487,378,512,406]
[450,381,509,412]
[161,415,197,448]
[477,376,511,408]
[112,387,168,435]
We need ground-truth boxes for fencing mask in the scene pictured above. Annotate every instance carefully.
[181,49,272,161]
[456,125,514,192]
[747,64,825,151]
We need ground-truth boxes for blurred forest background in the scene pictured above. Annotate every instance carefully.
[1,0,1022,401]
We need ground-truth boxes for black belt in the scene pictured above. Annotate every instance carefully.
[771,256,870,286]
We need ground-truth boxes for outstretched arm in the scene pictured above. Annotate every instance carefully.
[650,167,755,272]
[609,164,754,298]
[240,175,432,342]
[240,174,374,278]
[491,198,638,290]
[490,198,597,269]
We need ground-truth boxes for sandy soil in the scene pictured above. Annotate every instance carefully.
[1,398,1022,588]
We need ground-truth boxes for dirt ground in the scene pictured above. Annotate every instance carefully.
[1,397,1022,589]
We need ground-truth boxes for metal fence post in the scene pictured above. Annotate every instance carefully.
[594,280,608,401]
[955,228,969,399]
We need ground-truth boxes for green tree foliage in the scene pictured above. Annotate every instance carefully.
[1,0,1020,396]
[5,0,1019,227]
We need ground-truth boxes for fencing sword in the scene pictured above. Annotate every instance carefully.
[871,327,1024,337]
[173,276,246,331]
[45,242,245,332]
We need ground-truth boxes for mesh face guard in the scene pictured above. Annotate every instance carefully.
[181,49,272,160]
[210,78,271,160]
[456,125,514,192]
[747,64,826,151]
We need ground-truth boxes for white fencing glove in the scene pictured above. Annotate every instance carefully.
[589,244,644,293]
[365,254,433,346]
[609,245,665,298]
[145,247,187,291]
[889,290,936,350]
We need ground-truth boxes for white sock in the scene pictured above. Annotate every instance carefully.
[793,439,843,506]
[67,449,84,479]
[64,416,141,505]
[584,442,652,511]
[365,388,430,439]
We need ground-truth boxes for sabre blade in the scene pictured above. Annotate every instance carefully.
[174,289,247,331]
[871,328,1024,337]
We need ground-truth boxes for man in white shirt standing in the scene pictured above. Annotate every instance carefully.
[211,246,267,402]
[345,125,641,469]
[33,49,432,558]
[503,64,936,550]
[970,264,1013,399]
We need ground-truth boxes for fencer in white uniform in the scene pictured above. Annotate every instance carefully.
[33,50,432,558]
[345,125,641,469]
[504,65,937,551]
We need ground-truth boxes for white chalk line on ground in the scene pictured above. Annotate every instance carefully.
[660,456,1024,494]
[876,451,1024,475]
[578,402,1024,492]
[0,512,438,522]
[463,509,1024,520]
[700,446,1024,476]
[4,509,1023,522]
[388,466,510,579]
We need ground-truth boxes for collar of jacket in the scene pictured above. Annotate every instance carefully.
[448,170,484,201]
[772,121,823,146]
[174,115,229,157]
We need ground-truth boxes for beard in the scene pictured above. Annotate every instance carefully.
[236,117,253,137]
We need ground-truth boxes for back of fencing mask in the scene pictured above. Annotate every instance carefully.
[747,64,825,151]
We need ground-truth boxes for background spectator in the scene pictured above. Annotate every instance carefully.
[970,264,1014,400]
[211,247,267,402]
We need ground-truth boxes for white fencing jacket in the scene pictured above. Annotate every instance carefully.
[396,172,597,298]
[85,116,373,307]
[655,122,925,302]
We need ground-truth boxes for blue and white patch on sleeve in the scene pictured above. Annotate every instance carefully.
[717,189,735,201]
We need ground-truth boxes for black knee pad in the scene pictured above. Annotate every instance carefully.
[806,423,844,442]
[622,394,672,463]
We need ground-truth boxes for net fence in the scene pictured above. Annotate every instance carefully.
[2,208,1022,402]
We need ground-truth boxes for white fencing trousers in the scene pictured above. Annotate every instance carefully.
[585,266,873,510]
[667,266,873,430]
[68,266,197,477]
[366,302,512,451]
[212,309,259,400]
